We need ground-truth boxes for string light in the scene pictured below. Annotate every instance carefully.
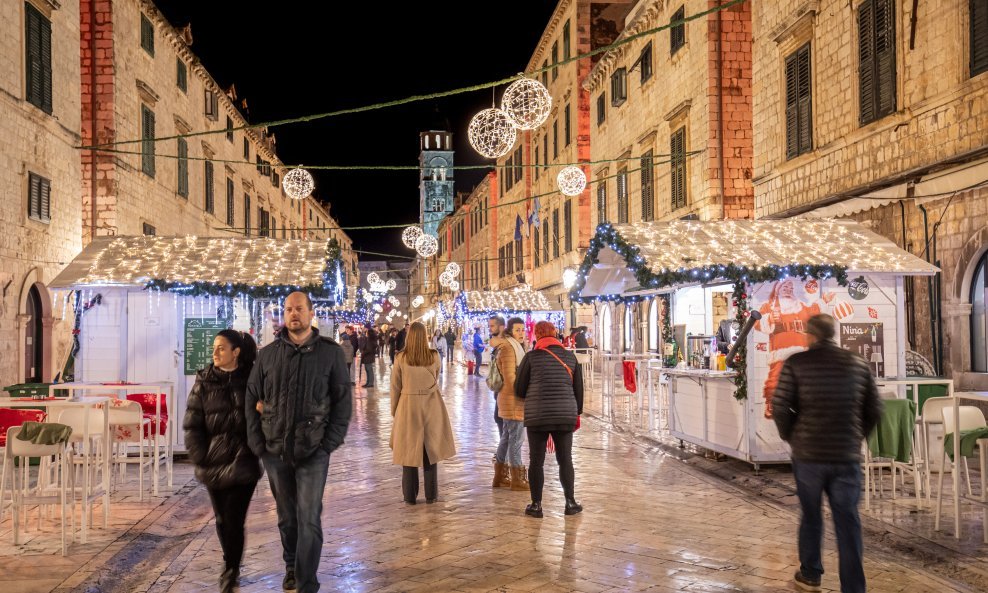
[500,78,552,130]
[468,108,517,159]
[557,166,587,196]
[402,226,423,249]
[282,167,315,200]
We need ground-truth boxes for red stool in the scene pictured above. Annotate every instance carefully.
[125,394,168,438]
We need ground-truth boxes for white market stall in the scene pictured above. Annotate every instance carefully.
[570,219,939,469]
[48,235,348,452]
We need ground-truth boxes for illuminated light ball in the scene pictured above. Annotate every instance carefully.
[282,167,315,200]
[402,226,423,249]
[412,295,424,308]
[500,78,552,130]
[363,292,374,302]
[415,234,439,258]
[386,279,397,291]
[439,271,453,287]
[449,280,459,291]
[468,108,517,159]
[562,268,578,289]
[832,300,855,321]
[373,303,383,312]
[444,262,461,277]
[557,166,587,196]
[367,272,381,285]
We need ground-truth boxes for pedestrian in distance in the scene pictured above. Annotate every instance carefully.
[772,313,882,593]
[390,322,456,504]
[487,317,506,439]
[432,329,447,374]
[245,291,353,593]
[443,327,456,364]
[490,317,529,491]
[339,326,355,384]
[360,323,378,388]
[183,329,261,593]
[472,327,485,376]
[515,321,584,518]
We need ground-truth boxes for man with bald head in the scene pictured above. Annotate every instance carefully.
[246,291,352,593]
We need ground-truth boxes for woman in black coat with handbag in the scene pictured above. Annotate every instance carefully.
[515,321,584,519]
[183,329,261,593]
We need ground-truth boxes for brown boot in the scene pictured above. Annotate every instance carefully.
[493,461,511,488]
[510,466,530,491]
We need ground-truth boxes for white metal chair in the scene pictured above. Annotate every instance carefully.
[0,425,74,555]
[935,406,988,542]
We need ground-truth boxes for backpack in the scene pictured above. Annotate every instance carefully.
[486,347,504,392]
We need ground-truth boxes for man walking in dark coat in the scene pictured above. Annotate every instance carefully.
[772,314,882,593]
[246,291,352,593]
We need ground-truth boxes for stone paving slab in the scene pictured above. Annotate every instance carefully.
[0,359,982,592]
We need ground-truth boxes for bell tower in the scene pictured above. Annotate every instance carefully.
[419,130,454,237]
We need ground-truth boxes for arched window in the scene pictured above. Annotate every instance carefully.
[600,305,612,353]
[25,285,44,382]
[971,251,988,372]
[648,299,659,351]
[624,305,634,352]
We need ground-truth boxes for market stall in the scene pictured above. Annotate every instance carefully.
[570,219,938,468]
[48,235,347,451]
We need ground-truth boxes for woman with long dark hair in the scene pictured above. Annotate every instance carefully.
[183,329,261,592]
[390,322,456,504]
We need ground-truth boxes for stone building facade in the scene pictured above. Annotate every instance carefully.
[751,0,988,387]
[0,0,82,388]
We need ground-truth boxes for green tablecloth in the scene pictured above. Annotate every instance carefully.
[944,427,988,461]
[867,399,916,463]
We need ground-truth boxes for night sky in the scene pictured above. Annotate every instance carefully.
[154,1,560,258]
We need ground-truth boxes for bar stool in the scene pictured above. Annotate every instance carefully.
[935,406,988,541]
[0,424,74,555]
[0,409,47,520]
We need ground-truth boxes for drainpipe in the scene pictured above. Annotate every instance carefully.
[716,0,726,219]
[918,204,940,374]
[88,0,98,242]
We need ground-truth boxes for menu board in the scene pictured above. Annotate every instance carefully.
[839,322,885,376]
[184,318,227,375]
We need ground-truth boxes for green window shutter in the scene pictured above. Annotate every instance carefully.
[874,0,896,119]
[564,200,572,252]
[204,161,214,214]
[25,4,52,114]
[177,138,188,197]
[971,0,988,76]
[226,178,235,225]
[641,151,654,221]
[796,44,813,155]
[141,106,156,178]
[176,58,187,91]
[140,14,154,56]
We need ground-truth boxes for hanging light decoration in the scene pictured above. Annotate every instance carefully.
[557,166,587,196]
[562,268,578,289]
[282,167,315,200]
[439,271,453,287]
[449,280,460,291]
[412,295,424,308]
[367,272,381,285]
[468,108,517,159]
[501,78,552,130]
[402,226,423,249]
[373,303,383,312]
[415,234,438,258]
[386,279,397,291]
[444,262,461,277]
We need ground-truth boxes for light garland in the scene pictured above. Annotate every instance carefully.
[557,166,587,196]
[282,167,315,200]
[402,226,423,249]
[415,234,439,258]
[468,108,517,159]
[500,78,552,130]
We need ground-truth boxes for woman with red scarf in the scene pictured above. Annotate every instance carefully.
[514,321,584,518]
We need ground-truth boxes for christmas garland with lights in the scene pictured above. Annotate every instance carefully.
[144,238,347,302]
[569,223,850,400]
[59,291,103,382]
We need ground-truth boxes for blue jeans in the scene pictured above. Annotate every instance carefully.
[474,350,483,374]
[262,450,331,593]
[792,460,866,593]
[363,361,375,387]
[496,419,525,466]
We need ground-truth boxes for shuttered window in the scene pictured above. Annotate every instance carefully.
[514,146,523,183]
[971,0,988,76]
[617,169,629,223]
[25,3,52,114]
[597,182,608,224]
[641,151,655,221]
[226,117,234,142]
[553,120,559,159]
[204,161,214,214]
[858,0,896,125]
[542,219,550,262]
[226,178,235,225]
[671,6,686,55]
[176,138,188,197]
[543,134,549,169]
[611,68,627,106]
[563,19,571,60]
[541,60,548,88]
[637,42,653,83]
[243,194,251,236]
[552,209,560,258]
[597,93,606,126]
[564,200,573,252]
[552,41,559,80]
[515,238,523,272]
[564,104,572,146]
[534,226,541,267]
[140,14,154,56]
[27,172,51,223]
[785,43,813,159]
[670,128,687,209]
[141,105,156,178]
[176,58,187,92]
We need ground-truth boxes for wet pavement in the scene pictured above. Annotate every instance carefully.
[1,356,986,592]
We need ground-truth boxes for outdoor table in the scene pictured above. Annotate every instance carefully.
[938,390,988,542]
[49,382,175,495]
[0,395,110,543]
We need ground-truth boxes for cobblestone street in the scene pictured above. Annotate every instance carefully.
[0,359,985,592]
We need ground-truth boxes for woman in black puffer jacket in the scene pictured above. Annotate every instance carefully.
[515,321,584,519]
[183,329,260,593]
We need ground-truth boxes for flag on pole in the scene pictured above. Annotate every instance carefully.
[529,197,541,227]
[514,215,523,241]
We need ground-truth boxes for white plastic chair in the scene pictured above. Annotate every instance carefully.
[921,397,969,502]
[104,400,153,500]
[935,406,988,542]
[0,425,74,555]
[56,408,108,529]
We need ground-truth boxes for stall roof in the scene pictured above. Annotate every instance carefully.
[462,287,562,313]
[50,236,331,289]
[576,219,939,299]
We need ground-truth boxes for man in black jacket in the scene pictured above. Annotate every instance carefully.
[246,292,352,593]
[772,314,881,593]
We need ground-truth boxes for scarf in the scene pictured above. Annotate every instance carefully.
[534,336,564,350]
[505,336,526,367]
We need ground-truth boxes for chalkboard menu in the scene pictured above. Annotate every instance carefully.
[184,318,227,375]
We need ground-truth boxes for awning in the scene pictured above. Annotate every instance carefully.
[461,286,562,313]
[573,219,939,300]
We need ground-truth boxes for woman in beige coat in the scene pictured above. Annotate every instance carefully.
[390,322,456,504]
[490,317,529,491]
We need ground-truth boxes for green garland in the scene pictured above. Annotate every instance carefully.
[731,281,749,401]
[144,238,347,302]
